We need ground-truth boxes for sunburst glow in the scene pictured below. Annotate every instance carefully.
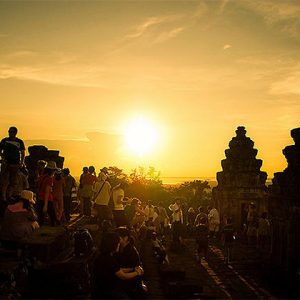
[124,117,159,157]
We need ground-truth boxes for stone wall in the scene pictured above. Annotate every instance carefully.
[25,145,64,191]
[268,127,300,277]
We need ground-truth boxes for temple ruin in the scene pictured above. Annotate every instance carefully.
[25,145,64,190]
[212,126,268,228]
[268,127,300,280]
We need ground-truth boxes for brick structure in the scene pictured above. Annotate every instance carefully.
[212,126,268,228]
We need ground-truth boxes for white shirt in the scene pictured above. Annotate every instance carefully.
[93,180,111,206]
[208,208,220,225]
[113,188,125,210]
[169,203,183,223]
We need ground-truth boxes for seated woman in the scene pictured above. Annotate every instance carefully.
[93,232,144,299]
[116,227,148,298]
[0,190,39,242]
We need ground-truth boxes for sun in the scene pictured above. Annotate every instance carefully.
[124,117,159,157]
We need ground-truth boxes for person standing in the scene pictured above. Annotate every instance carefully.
[222,217,235,264]
[246,203,258,246]
[169,198,183,246]
[78,166,88,215]
[81,166,97,216]
[112,182,128,227]
[37,161,57,226]
[157,202,169,235]
[195,217,209,261]
[62,168,76,222]
[53,169,65,223]
[257,212,271,252]
[208,205,220,238]
[93,172,112,225]
[194,206,208,226]
[0,126,25,201]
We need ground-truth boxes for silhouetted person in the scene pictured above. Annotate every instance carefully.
[194,206,208,226]
[257,212,271,252]
[0,127,25,201]
[222,217,235,264]
[93,232,144,299]
[81,166,96,216]
[247,203,258,246]
[0,190,39,242]
[208,205,220,238]
[78,166,88,215]
[112,182,128,227]
[37,161,57,226]
[62,168,76,222]
[53,169,65,223]
[195,217,209,261]
[93,171,112,225]
[169,198,184,247]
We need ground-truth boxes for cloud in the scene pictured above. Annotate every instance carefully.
[241,0,300,37]
[270,65,300,95]
[124,15,180,40]
[5,51,37,59]
[121,3,207,46]
[223,44,232,50]
[152,27,185,44]
[0,62,109,88]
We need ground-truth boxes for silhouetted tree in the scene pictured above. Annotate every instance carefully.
[106,166,129,187]
[172,180,211,208]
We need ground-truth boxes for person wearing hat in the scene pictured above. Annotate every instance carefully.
[0,126,26,201]
[36,161,57,226]
[0,190,39,242]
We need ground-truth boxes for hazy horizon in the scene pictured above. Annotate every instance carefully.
[1,0,299,178]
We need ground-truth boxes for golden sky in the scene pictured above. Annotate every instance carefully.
[0,0,299,178]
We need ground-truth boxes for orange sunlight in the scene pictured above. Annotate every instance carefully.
[123,116,159,158]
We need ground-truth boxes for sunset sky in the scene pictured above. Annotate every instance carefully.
[0,0,299,179]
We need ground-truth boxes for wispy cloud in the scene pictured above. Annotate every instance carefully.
[121,3,207,46]
[124,15,181,40]
[152,27,185,44]
[223,44,232,50]
[270,64,300,95]
[0,62,108,88]
[5,51,37,59]
[241,0,300,37]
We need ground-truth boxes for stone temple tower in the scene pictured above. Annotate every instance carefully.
[212,126,268,228]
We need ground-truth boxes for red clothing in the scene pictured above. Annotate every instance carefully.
[53,177,65,199]
[81,173,96,186]
[38,175,54,202]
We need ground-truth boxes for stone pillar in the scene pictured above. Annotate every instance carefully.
[269,127,300,278]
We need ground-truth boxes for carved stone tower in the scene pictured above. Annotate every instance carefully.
[212,126,268,228]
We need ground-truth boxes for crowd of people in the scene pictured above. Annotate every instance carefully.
[0,126,272,297]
